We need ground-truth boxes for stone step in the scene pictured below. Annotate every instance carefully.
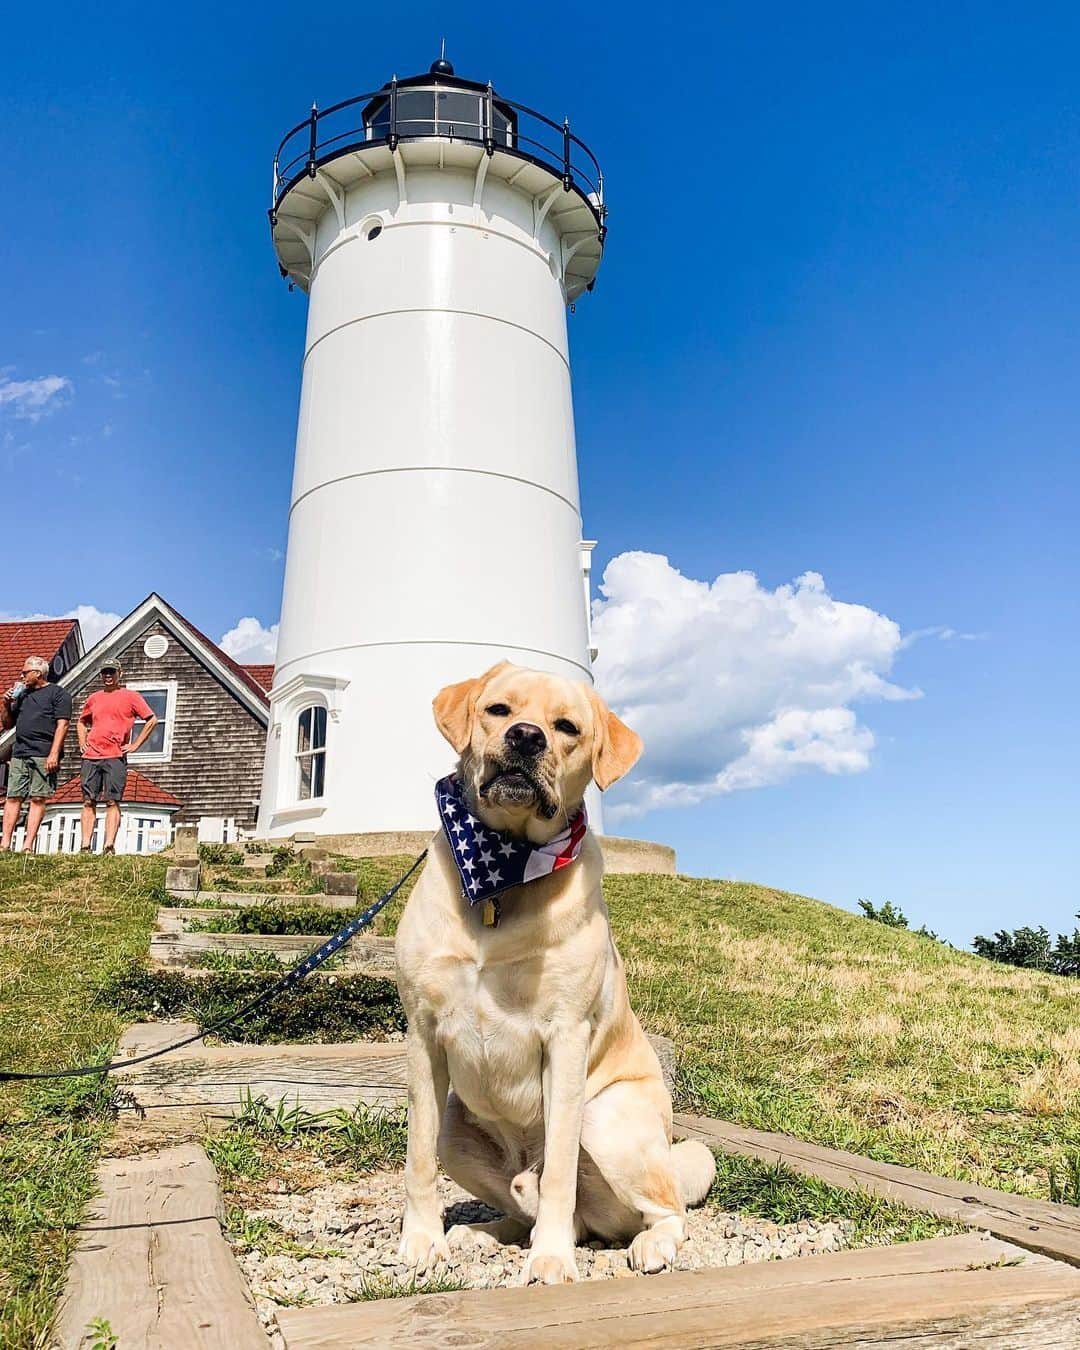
[272,1234,1080,1349]
[53,1143,269,1349]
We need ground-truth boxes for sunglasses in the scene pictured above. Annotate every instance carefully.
[101,668,119,677]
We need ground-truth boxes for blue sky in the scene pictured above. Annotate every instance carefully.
[3,3,1078,945]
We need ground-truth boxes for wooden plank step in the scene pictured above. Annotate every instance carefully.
[110,1024,674,1139]
[190,891,356,908]
[149,929,398,977]
[113,1030,408,1138]
[53,1144,269,1349]
[673,1112,1080,1269]
[274,1233,1080,1349]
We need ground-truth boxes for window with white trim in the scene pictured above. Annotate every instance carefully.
[296,705,327,801]
[128,681,177,763]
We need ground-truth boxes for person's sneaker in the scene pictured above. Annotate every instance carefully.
[103,845,116,856]
[79,846,92,854]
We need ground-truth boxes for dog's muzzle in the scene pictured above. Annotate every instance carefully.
[479,757,559,819]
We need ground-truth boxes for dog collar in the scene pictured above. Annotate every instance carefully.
[434,774,587,927]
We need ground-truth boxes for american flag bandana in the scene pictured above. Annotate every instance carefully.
[435,774,588,926]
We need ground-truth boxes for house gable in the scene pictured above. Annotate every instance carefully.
[0,595,268,829]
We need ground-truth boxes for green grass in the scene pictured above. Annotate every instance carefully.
[8,853,1080,1344]
[608,873,1080,1200]
[706,1153,960,1245]
[0,854,164,1350]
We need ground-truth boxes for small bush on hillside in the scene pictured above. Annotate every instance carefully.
[973,915,1080,977]
[973,926,1054,971]
[858,899,943,942]
[858,899,909,928]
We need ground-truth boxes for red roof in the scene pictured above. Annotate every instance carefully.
[47,767,182,808]
[174,613,271,706]
[0,619,78,695]
[242,664,274,692]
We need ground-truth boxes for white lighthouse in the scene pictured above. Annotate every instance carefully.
[257,56,606,838]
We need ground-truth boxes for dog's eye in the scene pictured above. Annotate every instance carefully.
[554,718,579,737]
[486,703,511,717]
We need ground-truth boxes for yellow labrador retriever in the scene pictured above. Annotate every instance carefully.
[394,661,715,1285]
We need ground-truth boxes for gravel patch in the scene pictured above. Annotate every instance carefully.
[231,1170,854,1342]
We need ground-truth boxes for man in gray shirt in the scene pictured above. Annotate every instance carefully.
[1,655,72,852]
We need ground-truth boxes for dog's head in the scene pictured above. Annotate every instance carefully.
[433,662,642,840]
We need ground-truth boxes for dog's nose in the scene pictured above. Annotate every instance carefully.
[505,722,547,756]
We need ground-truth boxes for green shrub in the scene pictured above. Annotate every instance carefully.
[858,899,909,929]
[99,962,405,1043]
[194,904,353,936]
[198,843,245,865]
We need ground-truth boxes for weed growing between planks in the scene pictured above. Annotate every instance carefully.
[207,1094,407,1196]
[0,854,163,1350]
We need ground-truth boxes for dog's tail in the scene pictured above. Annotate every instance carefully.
[671,1140,716,1208]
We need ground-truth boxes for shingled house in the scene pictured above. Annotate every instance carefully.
[0,595,271,853]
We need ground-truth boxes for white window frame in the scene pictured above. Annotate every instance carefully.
[126,680,178,764]
[268,673,348,820]
[295,703,328,803]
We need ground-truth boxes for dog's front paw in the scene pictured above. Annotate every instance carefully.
[522,1247,579,1285]
[398,1226,450,1271]
[628,1227,678,1273]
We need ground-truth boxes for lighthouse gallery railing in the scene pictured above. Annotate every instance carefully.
[271,81,604,226]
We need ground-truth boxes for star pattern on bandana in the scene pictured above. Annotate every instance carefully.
[434,774,587,910]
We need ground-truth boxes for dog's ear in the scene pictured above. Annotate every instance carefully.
[586,687,643,790]
[433,662,513,753]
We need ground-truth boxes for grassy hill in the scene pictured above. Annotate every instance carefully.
[2,853,1080,1345]
[609,873,1080,1201]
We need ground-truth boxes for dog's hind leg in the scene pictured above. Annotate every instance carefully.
[581,1080,711,1273]
[438,1093,533,1245]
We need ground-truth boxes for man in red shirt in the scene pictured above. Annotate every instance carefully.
[77,664,158,854]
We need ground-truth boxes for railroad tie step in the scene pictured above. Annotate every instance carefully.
[111,1024,408,1140]
[272,1233,1080,1349]
[52,1143,269,1349]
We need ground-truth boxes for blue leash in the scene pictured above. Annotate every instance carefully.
[0,849,427,1083]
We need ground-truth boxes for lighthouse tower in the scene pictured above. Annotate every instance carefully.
[257,56,606,838]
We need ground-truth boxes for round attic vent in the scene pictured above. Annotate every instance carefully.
[143,634,169,659]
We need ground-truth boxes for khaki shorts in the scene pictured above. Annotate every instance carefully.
[7,756,57,800]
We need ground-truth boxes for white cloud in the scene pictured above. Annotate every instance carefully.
[901,624,985,648]
[592,553,921,820]
[219,617,279,663]
[0,374,73,422]
[0,604,122,649]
